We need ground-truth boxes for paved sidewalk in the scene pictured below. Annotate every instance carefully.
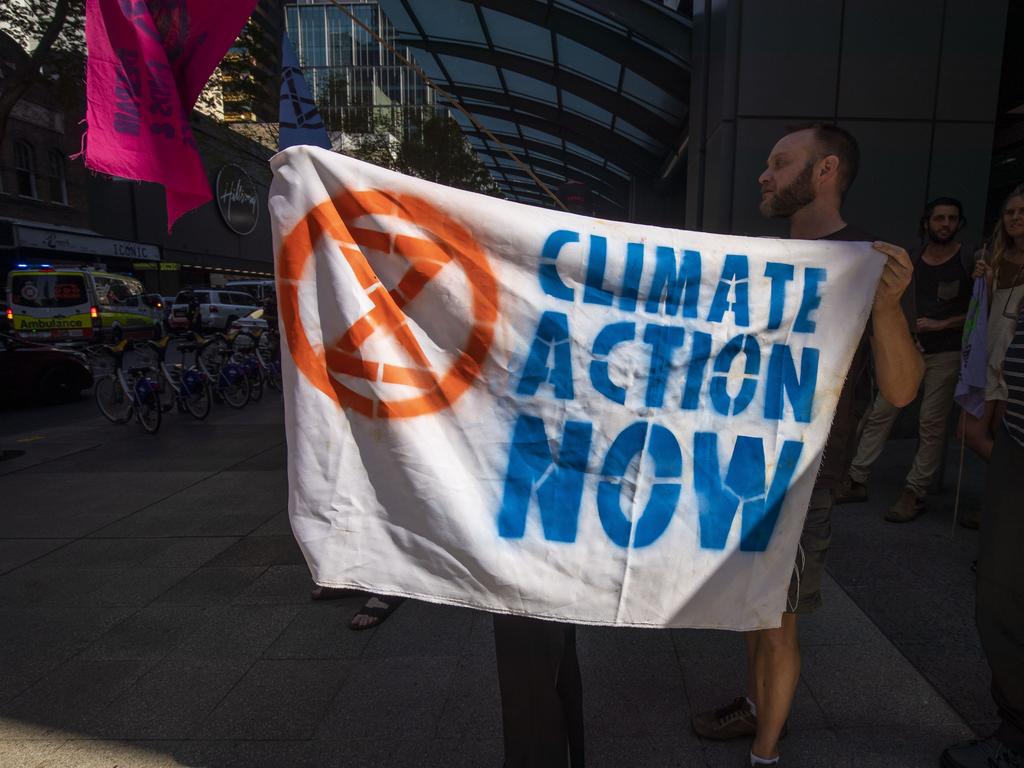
[0,395,987,767]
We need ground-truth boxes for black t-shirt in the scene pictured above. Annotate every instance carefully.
[913,246,971,354]
[815,225,875,489]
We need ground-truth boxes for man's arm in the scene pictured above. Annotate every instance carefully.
[870,242,924,407]
[916,314,966,333]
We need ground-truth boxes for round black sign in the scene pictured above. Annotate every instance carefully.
[215,165,260,235]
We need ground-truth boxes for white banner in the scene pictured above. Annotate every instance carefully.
[270,147,884,630]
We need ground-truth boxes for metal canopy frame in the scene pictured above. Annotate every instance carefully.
[377,0,690,211]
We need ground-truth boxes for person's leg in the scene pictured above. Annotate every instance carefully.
[976,426,1024,752]
[959,401,997,462]
[555,624,585,768]
[845,392,902,486]
[493,614,582,768]
[943,426,1024,766]
[905,351,960,496]
[349,594,405,630]
[750,615,800,761]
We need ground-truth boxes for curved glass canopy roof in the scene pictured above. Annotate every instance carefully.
[377,0,691,213]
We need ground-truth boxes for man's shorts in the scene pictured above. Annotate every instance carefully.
[785,485,834,615]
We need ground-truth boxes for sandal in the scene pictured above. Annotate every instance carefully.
[349,595,406,630]
[310,583,363,601]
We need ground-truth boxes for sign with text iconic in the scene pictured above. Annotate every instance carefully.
[271,147,884,630]
[17,224,160,262]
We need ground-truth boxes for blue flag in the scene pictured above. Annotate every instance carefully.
[279,33,332,151]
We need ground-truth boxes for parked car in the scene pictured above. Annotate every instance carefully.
[225,279,276,302]
[160,296,176,323]
[142,294,166,333]
[0,333,93,404]
[229,307,268,332]
[169,289,259,332]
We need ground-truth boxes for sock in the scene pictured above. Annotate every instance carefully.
[745,696,757,717]
[750,752,779,766]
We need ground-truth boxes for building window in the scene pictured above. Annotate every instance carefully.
[14,140,37,198]
[48,150,68,204]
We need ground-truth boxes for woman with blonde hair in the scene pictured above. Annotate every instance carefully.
[960,184,1024,467]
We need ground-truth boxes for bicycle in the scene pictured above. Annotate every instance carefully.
[229,330,265,402]
[261,328,283,392]
[197,332,250,408]
[231,328,283,400]
[145,335,211,420]
[91,339,162,433]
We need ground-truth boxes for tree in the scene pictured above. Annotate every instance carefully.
[0,0,85,148]
[396,112,499,196]
[342,110,499,197]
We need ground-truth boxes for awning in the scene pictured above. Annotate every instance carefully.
[6,220,161,262]
[377,0,691,214]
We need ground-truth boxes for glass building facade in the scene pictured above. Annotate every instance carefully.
[285,0,438,135]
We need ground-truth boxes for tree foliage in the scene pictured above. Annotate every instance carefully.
[343,110,500,197]
[0,0,85,146]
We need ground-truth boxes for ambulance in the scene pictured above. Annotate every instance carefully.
[5,267,162,343]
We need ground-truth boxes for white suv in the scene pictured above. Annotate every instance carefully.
[170,289,259,331]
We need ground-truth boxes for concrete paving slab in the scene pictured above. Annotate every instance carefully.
[586,735,707,768]
[801,641,966,729]
[232,564,316,605]
[315,655,458,740]
[1,472,209,538]
[361,600,476,660]
[0,660,153,738]
[165,604,301,662]
[581,651,690,739]
[78,604,213,661]
[0,438,102,478]
[204,535,304,567]
[0,605,138,705]
[95,472,284,538]
[154,566,268,606]
[198,659,348,741]
[0,741,68,768]
[0,566,192,609]
[35,739,193,767]
[87,660,251,740]
[31,537,240,571]
[262,602,376,660]
[434,652,502,739]
[0,738,69,768]
[249,509,292,537]
[31,538,179,569]
[578,623,678,661]
[0,540,71,576]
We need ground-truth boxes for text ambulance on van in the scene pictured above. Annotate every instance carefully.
[5,268,162,343]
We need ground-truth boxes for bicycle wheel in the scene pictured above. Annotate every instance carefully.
[220,364,250,408]
[183,375,212,420]
[267,361,283,392]
[247,362,264,402]
[94,374,133,424]
[197,337,227,379]
[134,377,162,434]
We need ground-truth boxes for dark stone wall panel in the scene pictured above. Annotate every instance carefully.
[737,0,843,118]
[838,0,943,120]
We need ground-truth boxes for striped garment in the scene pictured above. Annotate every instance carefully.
[1005,309,1024,448]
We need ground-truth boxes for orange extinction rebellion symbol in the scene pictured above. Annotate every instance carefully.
[277,189,498,419]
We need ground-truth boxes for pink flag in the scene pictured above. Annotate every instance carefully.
[84,0,257,229]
